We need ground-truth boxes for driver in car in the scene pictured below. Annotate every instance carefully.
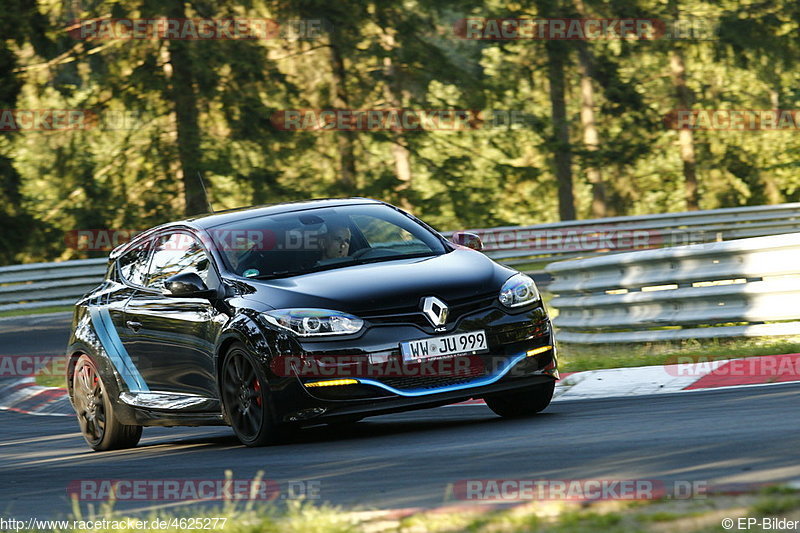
[318,223,352,260]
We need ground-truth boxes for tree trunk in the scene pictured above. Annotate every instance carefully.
[328,39,357,192]
[381,31,413,211]
[762,89,784,204]
[165,0,206,216]
[577,44,606,218]
[388,132,413,212]
[572,0,605,218]
[669,48,698,211]
[545,39,576,221]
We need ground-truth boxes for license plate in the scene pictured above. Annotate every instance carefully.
[400,330,488,362]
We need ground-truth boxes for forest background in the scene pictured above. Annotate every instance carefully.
[1,0,797,264]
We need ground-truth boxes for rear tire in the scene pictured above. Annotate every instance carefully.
[72,354,142,451]
[484,380,555,418]
[221,343,281,447]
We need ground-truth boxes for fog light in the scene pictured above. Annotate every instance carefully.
[526,345,552,357]
[305,379,360,388]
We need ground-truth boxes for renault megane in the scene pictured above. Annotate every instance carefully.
[67,198,558,450]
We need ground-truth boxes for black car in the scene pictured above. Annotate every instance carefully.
[67,198,558,450]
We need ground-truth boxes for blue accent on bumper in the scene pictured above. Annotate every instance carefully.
[90,307,149,392]
[356,351,530,397]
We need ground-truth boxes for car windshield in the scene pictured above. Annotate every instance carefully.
[210,204,448,279]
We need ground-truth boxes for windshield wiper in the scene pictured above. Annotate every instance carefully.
[250,262,347,280]
[249,252,439,280]
[348,251,439,266]
[250,269,308,280]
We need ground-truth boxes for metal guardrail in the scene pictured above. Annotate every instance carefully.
[0,258,107,312]
[546,232,800,344]
[449,202,800,268]
[2,202,800,313]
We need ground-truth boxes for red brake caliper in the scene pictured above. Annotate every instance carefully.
[253,379,262,406]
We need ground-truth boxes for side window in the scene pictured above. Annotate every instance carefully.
[145,232,211,291]
[117,241,151,286]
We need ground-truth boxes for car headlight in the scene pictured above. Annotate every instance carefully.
[499,273,541,308]
[262,309,364,337]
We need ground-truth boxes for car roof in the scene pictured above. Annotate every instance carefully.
[187,197,382,229]
[110,197,383,258]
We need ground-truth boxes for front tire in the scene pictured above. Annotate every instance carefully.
[221,343,280,447]
[484,380,555,418]
[72,354,142,451]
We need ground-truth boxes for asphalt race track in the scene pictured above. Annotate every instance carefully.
[1,314,799,519]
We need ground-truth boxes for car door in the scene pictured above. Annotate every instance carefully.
[107,237,152,336]
[94,238,154,394]
[119,230,223,397]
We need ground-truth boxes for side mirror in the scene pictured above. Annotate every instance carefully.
[164,272,215,298]
[451,231,484,251]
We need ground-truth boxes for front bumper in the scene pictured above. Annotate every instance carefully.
[267,301,557,423]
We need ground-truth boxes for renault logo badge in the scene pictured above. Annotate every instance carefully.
[421,296,449,327]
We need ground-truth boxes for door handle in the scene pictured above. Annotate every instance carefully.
[126,320,142,332]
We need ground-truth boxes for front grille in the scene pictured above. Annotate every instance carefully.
[377,374,480,390]
[374,357,491,391]
[364,293,497,328]
[367,314,430,328]
[451,294,499,316]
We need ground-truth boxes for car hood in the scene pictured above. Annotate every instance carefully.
[236,249,515,314]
